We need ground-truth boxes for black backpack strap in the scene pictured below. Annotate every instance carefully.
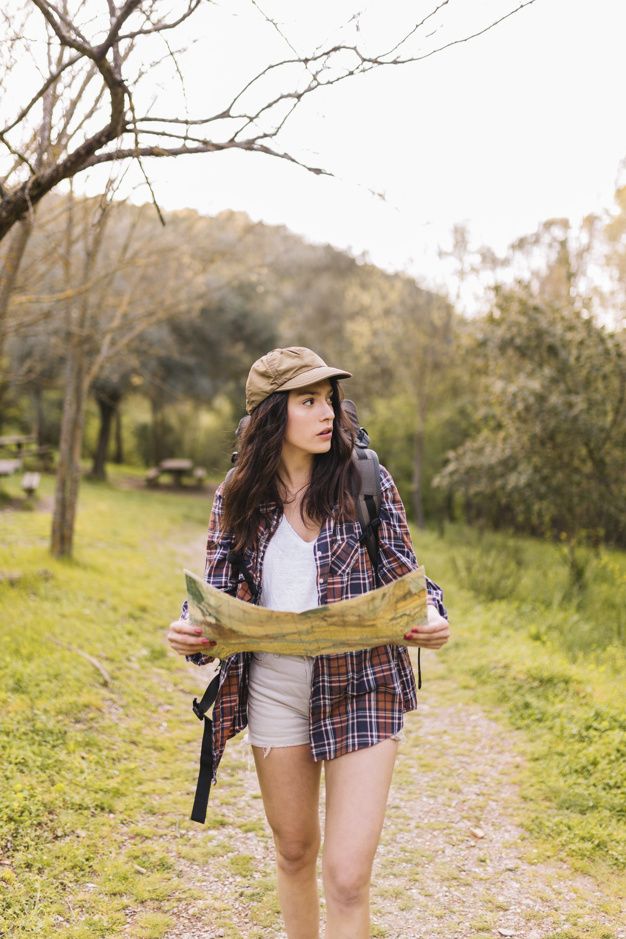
[352,448,422,690]
[190,545,260,824]
[228,549,260,603]
[190,672,221,823]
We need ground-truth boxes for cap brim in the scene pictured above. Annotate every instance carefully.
[278,365,352,393]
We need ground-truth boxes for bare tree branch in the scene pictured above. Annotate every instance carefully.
[81,139,330,177]
[0,0,538,242]
[118,0,202,41]
[0,52,82,137]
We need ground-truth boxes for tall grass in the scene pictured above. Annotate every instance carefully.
[441,523,625,656]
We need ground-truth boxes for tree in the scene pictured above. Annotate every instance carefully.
[339,267,456,526]
[0,0,539,242]
[131,287,277,467]
[89,370,132,480]
[43,190,223,555]
[433,285,626,575]
[602,182,626,331]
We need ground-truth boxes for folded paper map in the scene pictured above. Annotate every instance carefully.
[184,566,428,658]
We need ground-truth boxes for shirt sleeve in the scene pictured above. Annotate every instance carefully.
[377,464,448,619]
[182,480,237,666]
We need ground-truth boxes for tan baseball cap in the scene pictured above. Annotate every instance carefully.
[245,346,352,414]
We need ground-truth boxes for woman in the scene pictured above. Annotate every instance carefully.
[167,346,450,939]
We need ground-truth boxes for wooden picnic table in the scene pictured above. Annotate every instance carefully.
[158,458,194,487]
[0,437,53,471]
[0,434,36,454]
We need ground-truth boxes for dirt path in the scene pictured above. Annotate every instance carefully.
[162,540,624,939]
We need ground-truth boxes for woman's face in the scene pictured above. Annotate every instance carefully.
[283,379,335,457]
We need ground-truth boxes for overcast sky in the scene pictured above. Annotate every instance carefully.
[106,0,626,309]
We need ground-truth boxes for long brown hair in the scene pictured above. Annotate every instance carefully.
[223,378,358,551]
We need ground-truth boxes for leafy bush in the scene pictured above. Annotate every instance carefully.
[440,523,626,655]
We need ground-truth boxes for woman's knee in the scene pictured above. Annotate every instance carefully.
[322,856,371,906]
[274,832,320,874]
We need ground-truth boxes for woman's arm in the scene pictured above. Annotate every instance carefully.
[178,481,237,665]
[377,464,448,620]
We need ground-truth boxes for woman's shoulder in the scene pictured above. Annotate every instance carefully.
[213,468,237,503]
[378,463,396,492]
[377,464,409,514]
[207,477,229,524]
[206,479,225,511]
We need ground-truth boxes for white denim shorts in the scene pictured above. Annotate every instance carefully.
[244,652,403,758]
[245,652,313,756]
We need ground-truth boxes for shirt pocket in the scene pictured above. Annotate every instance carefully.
[328,533,361,577]
[326,534,362,605]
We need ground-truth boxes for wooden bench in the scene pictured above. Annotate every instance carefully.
[145,467,161,487]
[21,472,41,496]
[0,458,22,477]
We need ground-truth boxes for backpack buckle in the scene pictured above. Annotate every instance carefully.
[359,517,381,545]
[192,697,205,721]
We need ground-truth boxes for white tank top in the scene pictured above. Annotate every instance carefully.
[259,513,319,613]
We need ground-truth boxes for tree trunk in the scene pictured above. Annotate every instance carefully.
[32,385,45,446]
[90,393,117,480]
[0,217,33,363]
[113,404,124,464]
[411,426,425,529]
[50,347,87,558]
[0,218,34,422]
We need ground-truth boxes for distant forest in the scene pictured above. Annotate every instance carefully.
[2,188,625,553]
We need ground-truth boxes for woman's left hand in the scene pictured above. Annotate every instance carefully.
[403,603,450,649]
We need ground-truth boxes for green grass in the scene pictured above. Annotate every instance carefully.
[0,470,216,938]
[414,520,626,876]
[0,472,624,935]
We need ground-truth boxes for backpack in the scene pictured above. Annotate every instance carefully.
[190,399,416,824]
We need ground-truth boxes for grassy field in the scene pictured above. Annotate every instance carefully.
[0,469,624,937]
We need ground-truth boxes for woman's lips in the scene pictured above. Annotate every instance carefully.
[317,429,332,437]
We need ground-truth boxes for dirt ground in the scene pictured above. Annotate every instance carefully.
[159,646,623,939]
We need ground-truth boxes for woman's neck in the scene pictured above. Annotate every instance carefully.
[277,447,313,499]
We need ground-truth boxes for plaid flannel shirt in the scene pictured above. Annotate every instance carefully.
[180,464,447,787]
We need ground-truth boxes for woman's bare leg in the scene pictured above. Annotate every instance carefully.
[252,744,323,939]
[322,737,399,939]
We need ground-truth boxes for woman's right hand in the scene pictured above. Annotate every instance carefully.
[167,618,217,659]
[402,603,450,648]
